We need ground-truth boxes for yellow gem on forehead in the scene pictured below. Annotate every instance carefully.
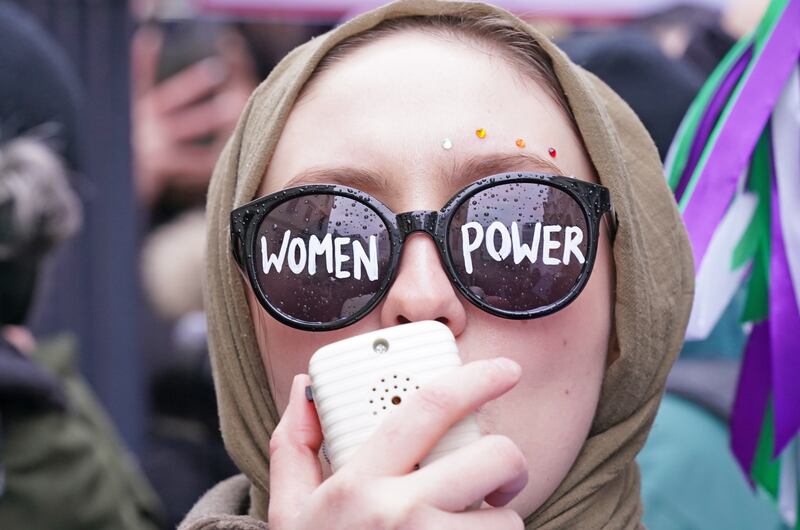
[515,138,526,148]
[441,138,453,150]
[475,128,487,138]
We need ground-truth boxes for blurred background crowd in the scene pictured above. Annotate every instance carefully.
[0,0,794,528]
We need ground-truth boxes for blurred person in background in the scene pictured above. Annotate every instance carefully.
[558,31,703,162]
[130,5,328,524]
[0,2,162,528]
[635,0,770,78]
[130,18,256,528]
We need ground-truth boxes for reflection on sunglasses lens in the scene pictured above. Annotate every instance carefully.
[254,194,392,324]
[448,182,589,312]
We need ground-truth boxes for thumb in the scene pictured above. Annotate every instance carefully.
[268,374,324,525]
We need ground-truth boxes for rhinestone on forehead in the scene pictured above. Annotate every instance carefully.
[548,147,557,157]
[515,138,526,148]
[475,128,487,139]
[441,138,453,150]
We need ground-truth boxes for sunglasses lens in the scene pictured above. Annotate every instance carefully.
[448,182,590,313]
[253,194,392,326]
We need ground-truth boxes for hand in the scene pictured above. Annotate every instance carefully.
[2,325,36,355]
[130,25,256,207]
[269,358,528,530]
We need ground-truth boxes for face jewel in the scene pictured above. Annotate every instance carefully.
[515,138,526,148]
[442,138,453,150]
[548,147,557,157]
[475,128,487,139]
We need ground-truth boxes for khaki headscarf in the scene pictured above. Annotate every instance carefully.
[198,1,694,528]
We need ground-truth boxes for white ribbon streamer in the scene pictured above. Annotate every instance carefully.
[686,188,756,341]
[772,65,800,311]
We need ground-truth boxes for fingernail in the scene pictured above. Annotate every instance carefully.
[305,385,314,402]
[492,357,521,376]
[290,374,304,401]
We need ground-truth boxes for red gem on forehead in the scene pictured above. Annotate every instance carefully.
[548,147,557,158]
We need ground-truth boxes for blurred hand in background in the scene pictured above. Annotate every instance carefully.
[131,24,257,208]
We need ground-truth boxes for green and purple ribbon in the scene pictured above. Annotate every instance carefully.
[665,0,800,525]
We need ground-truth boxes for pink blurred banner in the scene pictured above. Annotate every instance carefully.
[196,0,727,21]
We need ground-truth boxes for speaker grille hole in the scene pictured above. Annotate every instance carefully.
[371,373,415,416]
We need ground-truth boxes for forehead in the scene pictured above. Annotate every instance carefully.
[261,30,595,209]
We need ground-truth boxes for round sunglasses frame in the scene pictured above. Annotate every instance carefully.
[231,172,617,332]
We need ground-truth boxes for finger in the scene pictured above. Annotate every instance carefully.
[410,434,528,512]
[347,357,521,476]
[153,57,227,113]
[154,144,226,191]
[414,505,524,530]
[131,25,162,98]
[268,374,324,525]
[163,99,232,143]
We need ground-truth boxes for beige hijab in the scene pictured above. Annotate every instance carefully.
[196,1,695,527]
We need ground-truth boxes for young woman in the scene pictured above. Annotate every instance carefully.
[182,1,694,528]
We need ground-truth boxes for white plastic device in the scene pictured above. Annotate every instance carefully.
[308,320,482,473]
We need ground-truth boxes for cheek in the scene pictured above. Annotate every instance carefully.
[463,276,609,433]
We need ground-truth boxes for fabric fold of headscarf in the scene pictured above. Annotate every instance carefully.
[195,1,694,528]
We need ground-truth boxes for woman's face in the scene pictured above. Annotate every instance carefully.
[247,30,614,516]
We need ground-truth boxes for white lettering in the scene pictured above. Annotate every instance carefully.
[485,222,511,262]
[542,226,562,265]
[334,237,351,278]
[563,226,585,265]
[352,235,378,281]
[261,231,290,274]
[261,231,383,281]
[461,222,484,274]
[511,222,541,264]
[308,234,333,275]
[287,237,307,274]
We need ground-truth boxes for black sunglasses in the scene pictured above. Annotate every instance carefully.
[231,172,616,331]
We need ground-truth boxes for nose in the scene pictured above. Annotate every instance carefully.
[379,233,467,336]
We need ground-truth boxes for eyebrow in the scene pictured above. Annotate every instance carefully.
[283,152,568,194]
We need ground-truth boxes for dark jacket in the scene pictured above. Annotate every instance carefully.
[0,334,163,529]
